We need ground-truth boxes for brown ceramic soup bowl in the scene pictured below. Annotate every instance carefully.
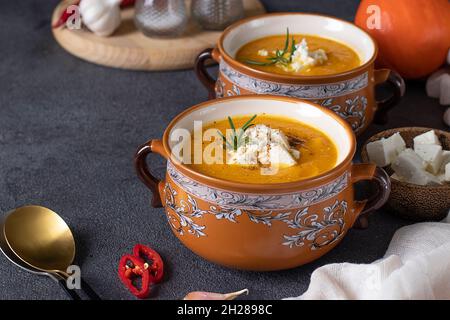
[195,13,405,135]
[135,95,390,271]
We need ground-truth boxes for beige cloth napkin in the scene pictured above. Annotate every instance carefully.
[286,214,450,300]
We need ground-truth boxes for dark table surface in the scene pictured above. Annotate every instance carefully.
[0,0,447,300]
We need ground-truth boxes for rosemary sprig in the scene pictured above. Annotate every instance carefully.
[228,116,238,150]
[218,114,257,152]
[217,131,233,150]
[289,36,296,63]
[244,28,297,67]
[237,114,256,142]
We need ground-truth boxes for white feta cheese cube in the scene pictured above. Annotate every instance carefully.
[407,170,442,186]
[392,149,441,186]
[390,133,406,153]
[445,163,450,182]
[391,149,427,179]
[366,139,391,167]
[413,130,441,146]
[414,144,444,174]
[390,173,405,182]
[440,150,450,172]
[366,133,405,167]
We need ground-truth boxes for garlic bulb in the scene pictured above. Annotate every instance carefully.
[79,0,122,37]
[444,108,450,127]
[426,68,450,106]
[183,289,249,300]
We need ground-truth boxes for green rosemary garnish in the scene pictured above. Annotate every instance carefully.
[244,28,297,67]
[218,114,257,152]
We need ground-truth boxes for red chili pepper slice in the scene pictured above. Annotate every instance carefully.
[52,0,80,28]
[132,244,164,283]
[118,254,151,299]
[120,0,136,8]
[52,0,136,29]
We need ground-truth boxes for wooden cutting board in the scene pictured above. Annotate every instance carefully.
[52,0,265,71]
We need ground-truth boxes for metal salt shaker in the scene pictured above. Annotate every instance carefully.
[191,0,244,31]
[134,0,188,37]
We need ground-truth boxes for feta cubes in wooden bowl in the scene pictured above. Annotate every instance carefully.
[361,128,450,221]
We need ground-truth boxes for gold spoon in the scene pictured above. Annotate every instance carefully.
[1,206,100,300]
[0,220,80,300]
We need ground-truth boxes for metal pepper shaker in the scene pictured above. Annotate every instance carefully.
[191,0,244,31]
[134,0,188,37]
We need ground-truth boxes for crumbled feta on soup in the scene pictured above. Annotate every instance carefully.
[287,39,328,72]
[258,49,268,57]
[227,124,300,167]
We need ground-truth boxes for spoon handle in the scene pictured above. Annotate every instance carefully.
[58,279,82,300]
[81,278,101,300]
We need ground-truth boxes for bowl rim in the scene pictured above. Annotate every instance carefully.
[162,95,356,194]
[361,127,450,190]
[217,12,379,83]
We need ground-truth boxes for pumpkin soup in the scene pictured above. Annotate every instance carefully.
[188,114,338,184]
[236,30,361,76]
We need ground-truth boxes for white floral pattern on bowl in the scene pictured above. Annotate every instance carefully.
[167,161,349,210]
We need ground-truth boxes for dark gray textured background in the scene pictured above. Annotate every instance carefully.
[0,0,447,300]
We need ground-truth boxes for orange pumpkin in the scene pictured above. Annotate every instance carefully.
[355,0,450,79]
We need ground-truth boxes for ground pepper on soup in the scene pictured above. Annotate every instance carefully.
[236,31,361,76]
[186,114,338,184]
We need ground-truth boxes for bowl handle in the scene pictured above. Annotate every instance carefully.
[374,69,405,125]
[351,163,391,229]
[195,48,221,100]
[134,139,167,208]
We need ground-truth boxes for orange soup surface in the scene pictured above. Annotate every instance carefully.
[187,114,338,184]
[236,34,361,76]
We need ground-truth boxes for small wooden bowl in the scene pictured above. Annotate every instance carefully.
[361,127,450,221]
